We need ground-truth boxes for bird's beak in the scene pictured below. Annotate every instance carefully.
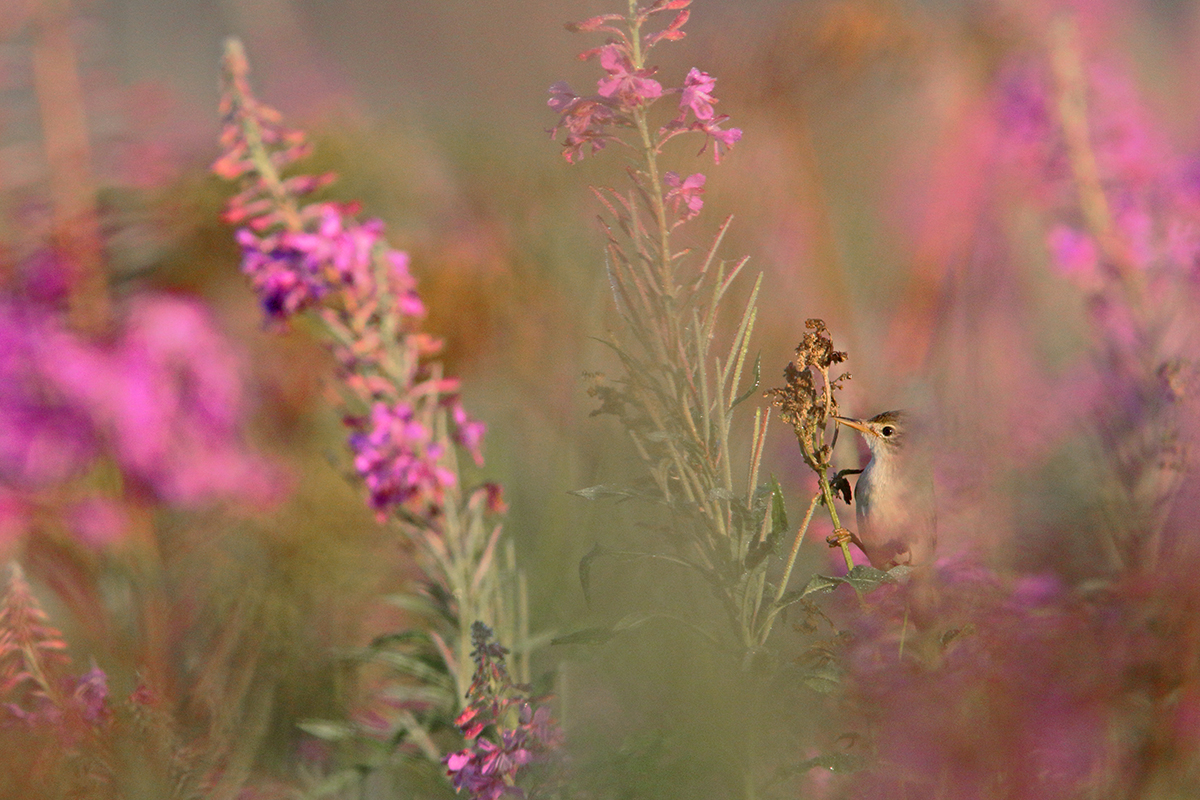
[833,415,873,437]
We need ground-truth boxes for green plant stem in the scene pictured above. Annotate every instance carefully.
[774,492,820,605]
[816,466,854,573]
[627,5,676,311]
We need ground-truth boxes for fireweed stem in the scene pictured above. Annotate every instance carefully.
[775,492,821,606]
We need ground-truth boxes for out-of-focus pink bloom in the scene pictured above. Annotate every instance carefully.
[71,666,110,725]
[842,566,1129,798]
[68,497,128,551]
[450,401,486,466]
[42,296,281,507]
[0,305,98,489]
[1047,225,1099,283]
[596,45,662,108]
[0,289,280,522]
[664,171,706,221]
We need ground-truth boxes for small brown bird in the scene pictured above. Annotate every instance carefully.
[834,411,937,569]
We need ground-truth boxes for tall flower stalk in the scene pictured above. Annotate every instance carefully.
[214,39,534,766]
[550,2,829,656]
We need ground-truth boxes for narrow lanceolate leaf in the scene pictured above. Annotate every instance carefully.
[769,475,788,540]
[551,611,655,646]
[579,542,606,604]
[723,273,761,406]
[367,652,455,689]
[569,484,641,501]
[551,626,621,646]
[579,543,707,605]
[730,354,761,410]
[297,720,356,742]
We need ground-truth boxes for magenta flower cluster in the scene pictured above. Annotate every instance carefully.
[349,402,455,515]
[237,203,425,322]
[444,623,561,800]
[0,284,277,547]
[548,0,741,226]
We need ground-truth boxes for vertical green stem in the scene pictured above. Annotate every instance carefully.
[774,492,821,605]
[817,472,855,573]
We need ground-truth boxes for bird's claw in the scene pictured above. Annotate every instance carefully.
[826,528,854,548]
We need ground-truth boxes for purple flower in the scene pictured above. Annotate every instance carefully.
[349,402,456,516]
[548,82,620,163]
[238,227,331,319]
[451,401,487,466]
[699,119,742,163]
[664,171,706,221]
[71,666,109,725]
[445,624,562,799]
[678,68,717,121]
[386,249,426,317]
[596,45,662,108]
[238,204,426,322]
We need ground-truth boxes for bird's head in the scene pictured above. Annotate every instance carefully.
[834,410,908,457]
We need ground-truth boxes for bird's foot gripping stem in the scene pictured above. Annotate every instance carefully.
[826,527,861,573]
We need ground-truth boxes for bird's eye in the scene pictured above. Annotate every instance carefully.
[880,426,894,437]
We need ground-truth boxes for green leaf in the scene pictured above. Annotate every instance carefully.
[380,593,439,617]
[359,651,452,687]
[730,354,761,410]
[771,590,808,612]
[551,611,655,646]
[579,544,707,606]
[298,719,355,742]
[579,542,606,605]
[570,484,638,501]
[800,573,842,597]
[792,752,867,775]
[551,626,619,646]
[379,684,457,708]
[842,564,895,593]
[798,661,842,694]
[769,475,788,539]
